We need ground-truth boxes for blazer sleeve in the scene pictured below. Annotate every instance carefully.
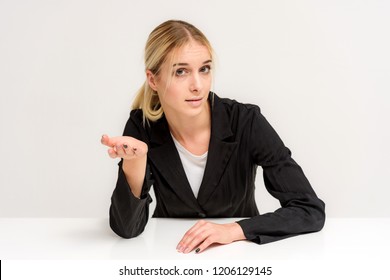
[236,106,326,244]
[109,111,154,238]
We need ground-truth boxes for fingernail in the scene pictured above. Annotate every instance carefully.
[123,144,128,149]
[195,248,200,254]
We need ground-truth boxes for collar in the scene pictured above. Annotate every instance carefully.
[148,92,234,146]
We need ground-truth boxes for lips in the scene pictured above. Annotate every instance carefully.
[185,97,203,107]
[185,97,203,102]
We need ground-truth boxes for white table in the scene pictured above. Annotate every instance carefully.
[1,218,390,279]
[0,217,389,260]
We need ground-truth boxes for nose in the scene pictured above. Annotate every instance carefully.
[189,72,202,94]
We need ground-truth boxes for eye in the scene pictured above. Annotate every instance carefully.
[175,68,187,76]
[200,65,211,74]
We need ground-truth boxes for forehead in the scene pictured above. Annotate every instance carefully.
[170,41,211,64]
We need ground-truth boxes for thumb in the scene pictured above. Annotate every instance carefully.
[101,134,114,147]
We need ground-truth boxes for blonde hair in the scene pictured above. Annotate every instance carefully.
[132,20,213,123]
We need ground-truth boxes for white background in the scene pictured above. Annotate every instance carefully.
[0,0,389,218]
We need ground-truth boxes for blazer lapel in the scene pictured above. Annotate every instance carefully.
[197,94,238,206]
[147,117,202,212]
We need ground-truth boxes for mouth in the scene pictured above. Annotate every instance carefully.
[185,97,203,102]
[185,97,204,108]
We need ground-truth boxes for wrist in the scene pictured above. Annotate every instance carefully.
[121,157,147,199]
[229,222,246,242]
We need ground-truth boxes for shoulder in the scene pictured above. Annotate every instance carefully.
[212,93,281,142]
[121,109,146,139]
[213,93,263,123]
[213,94,287,163]
[125,108,170,144]
[123,109,144,132]
[129,108,144,123]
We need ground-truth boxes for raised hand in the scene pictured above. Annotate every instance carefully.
[101,134,148,198]
[101,134,148,160]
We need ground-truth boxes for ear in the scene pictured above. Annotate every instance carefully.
[146,70,158,91]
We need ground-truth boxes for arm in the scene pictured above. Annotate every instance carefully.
[237,154,325,244]
[102,113,154,238]
[237,106,325,244]
[101,134,148,198]
[109,159,153,239]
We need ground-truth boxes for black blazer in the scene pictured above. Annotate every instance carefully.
[109,93,325,244]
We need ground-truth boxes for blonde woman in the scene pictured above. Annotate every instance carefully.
[101,20,325,254]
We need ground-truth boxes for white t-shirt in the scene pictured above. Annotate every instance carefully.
[171,135,208,198]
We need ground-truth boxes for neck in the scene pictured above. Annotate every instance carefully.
[167,103,211,141]
[165,103,211,156]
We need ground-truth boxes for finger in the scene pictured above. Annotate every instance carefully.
[177,221,208,253]
[194,237,214,254]
[123,143,137,157]
[102,134,121,149]
[119,143,138,159]
[101,134,112,147]
[107,148,117,159]
[176,221,204,251]
[122,143,137,157]
[182,230,208,254]
[115,144,126,157]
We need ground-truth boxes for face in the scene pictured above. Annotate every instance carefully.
[147,41,212,120]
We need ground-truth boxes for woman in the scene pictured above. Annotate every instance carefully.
[101,20,325,254]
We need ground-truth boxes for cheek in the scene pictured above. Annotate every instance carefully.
[159,84,181,104]
[205,77,212,86]
[166,80,184,95]
[202,73,212,83]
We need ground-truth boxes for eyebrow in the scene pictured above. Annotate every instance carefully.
[172,60,212,67]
